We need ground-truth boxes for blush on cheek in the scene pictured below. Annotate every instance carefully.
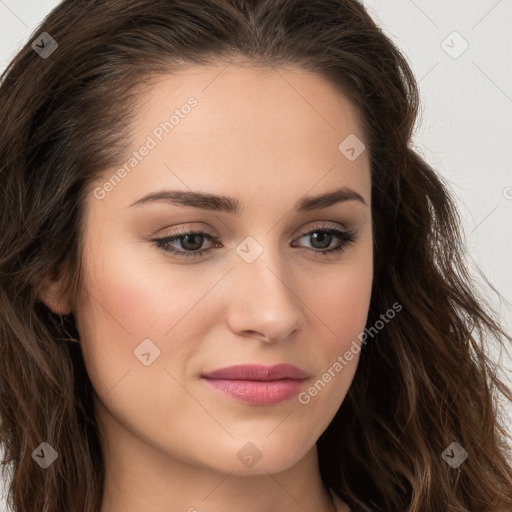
[83,264,163,337]
[320,291,371,338]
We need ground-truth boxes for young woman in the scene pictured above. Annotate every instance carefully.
[0,1,511,511]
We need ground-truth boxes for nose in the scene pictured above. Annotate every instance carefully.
[226,247,306,343]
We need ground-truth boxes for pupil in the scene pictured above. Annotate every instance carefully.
[182,234,203,251]
[311,231,331,249]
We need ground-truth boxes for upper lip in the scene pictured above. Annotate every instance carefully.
[201,364,309,381]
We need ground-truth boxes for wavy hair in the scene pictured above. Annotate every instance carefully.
[1,0,511,510]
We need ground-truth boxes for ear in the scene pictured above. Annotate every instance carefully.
[39,271,72,316]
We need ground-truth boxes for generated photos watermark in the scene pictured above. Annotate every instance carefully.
[298,301,402,404]
[93,96,198,200]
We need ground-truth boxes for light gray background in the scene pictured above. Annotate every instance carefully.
[1,0,511,508]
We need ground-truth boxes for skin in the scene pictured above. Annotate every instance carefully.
[42,62,372,512]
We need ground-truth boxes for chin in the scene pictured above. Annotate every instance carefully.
[212,435,314,475]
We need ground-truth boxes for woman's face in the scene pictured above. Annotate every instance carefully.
[73,63,372,476]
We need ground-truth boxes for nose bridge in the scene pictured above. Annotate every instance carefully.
[228,238,305,341]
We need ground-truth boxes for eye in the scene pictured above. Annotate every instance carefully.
[151,223,358,259]
[151,225,219,259]
[291,224,358,257]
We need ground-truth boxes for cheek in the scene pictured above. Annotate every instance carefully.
[300,252,372,410]
[77,241,212,339]
[74,241,222,394]
[295,265,371,421]
[313,260,373,350]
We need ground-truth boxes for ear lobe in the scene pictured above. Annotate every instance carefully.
[39,275,72,315]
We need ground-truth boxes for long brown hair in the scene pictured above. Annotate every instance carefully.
[1,1,511,510]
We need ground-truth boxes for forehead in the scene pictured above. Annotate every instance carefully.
[133,63,365,147]
[89,63,370,214]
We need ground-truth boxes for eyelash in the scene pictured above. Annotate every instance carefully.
[151,223,359,259]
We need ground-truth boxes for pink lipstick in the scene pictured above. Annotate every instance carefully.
[201,364,309,406]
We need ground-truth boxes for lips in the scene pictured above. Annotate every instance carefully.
[201,364,309,381]
[201,364,309,406]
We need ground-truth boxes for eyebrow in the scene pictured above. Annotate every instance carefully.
[129,185,367,214]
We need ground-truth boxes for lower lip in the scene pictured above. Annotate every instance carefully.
[201,378,306,405]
